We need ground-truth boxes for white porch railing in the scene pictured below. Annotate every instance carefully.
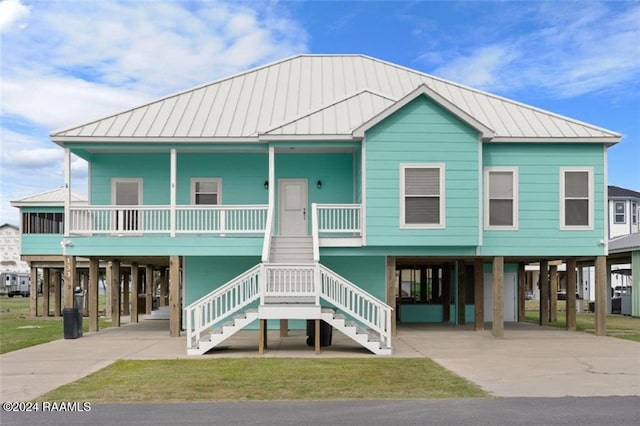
[177,205,267,234]
[316,204,361,235]
[312,203,362,261]
[68,204,267,235]
[262,264,318,304]
[319,264,392,348]
[185,264,262,350]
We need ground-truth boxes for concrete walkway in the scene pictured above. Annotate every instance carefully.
[1,319,638,401]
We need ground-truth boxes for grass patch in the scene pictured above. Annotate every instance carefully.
[0,296,112,354]
[38,358,488,402]
[524,301,640,343]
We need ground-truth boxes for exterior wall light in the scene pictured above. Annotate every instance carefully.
[264,180,269,190]
[317,180,322,189]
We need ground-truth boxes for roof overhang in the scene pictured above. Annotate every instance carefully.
[352,84,495,141]
[489,136,621,146]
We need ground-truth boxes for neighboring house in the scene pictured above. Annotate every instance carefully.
[24,55,623,354]
[0,223,29,295]
[576,186,640,307]
[608,186,640,239]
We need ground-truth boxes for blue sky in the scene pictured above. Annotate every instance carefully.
[1,0,639,225]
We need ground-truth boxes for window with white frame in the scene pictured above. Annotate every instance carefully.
[633,202,637,225]
[614,201,625,224]
[191,178,221,205]
[485,168,518,229]
[400,164,444,228]
[560,168,592,229]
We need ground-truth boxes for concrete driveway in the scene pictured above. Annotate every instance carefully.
[1,319,638,401]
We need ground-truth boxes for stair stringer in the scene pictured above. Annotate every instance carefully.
[321,308,392,355]
[187,309,259,355]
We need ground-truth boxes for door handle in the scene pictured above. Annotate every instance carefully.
[303,208,306,220]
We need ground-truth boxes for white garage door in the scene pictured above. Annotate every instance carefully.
[483,273,517,322]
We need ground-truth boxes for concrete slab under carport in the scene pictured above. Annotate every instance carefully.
[1,319,638,402]
[395,322,640,397]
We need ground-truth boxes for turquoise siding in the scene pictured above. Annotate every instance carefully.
[20,207,65,254]
[66,236,262,257]
[365,96,480,246]
[21,235,63,255]
[355,147,362,203]
[184,256,260,304]
[482,143,606,256]
[320,256,386,301]
[177,153,267,204]
[91,153,170,204]
[400,304,474,323]
[274,153,355,234]
[21,207,64,214]
[275,153,354,203]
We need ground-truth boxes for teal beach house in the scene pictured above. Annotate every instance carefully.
[27,55,621,354]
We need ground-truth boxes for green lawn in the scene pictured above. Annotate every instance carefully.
[524,301,640,342]
[0,296,112,354]
[38,358,489,402]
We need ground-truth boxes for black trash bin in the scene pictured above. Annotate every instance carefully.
[63,308,80,339]
[306,319,332,347]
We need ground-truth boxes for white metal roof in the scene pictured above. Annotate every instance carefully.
[51,54,621,144]
[10,188,87,207]
[609,233,640,253]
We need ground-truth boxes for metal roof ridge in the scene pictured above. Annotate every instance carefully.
[259,88,397,135]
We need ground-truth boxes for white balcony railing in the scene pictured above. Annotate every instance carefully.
[316,204,361,235]
[68,204,268,235]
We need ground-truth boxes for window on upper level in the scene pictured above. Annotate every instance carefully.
[22,213,64,234]
[633,202,638,225]
[485,168,518,230]
[614,201,626,224]
[560,168,593,230]
[400,164,445,228]
[191,178,221,205]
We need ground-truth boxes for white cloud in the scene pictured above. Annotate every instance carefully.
[420,2,640,99]
[0,0,308,225]
[433,45,520,91]
[0,0,29,33]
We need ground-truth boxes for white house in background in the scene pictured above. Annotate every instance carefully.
[0,224,29,274]
[0,223,30,295]
[608,186,640,239]
[578,185,640,309]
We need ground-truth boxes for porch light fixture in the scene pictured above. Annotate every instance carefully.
[317,180,322,189]
[264,180,269,190]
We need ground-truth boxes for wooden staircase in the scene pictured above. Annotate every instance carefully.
[186,237,393,356]
[269,236,314,263]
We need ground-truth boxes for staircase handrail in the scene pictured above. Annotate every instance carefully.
[318,264,393,348]
[185,264,262,350]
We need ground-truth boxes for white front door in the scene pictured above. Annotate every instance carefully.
[483,272,517,322]
[279,179,308,236]
[112,179,142,231]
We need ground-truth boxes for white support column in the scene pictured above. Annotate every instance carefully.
[268,146,275,208]
[361,137,367,245]
[170,148,177,237]
[64,148,71,237]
